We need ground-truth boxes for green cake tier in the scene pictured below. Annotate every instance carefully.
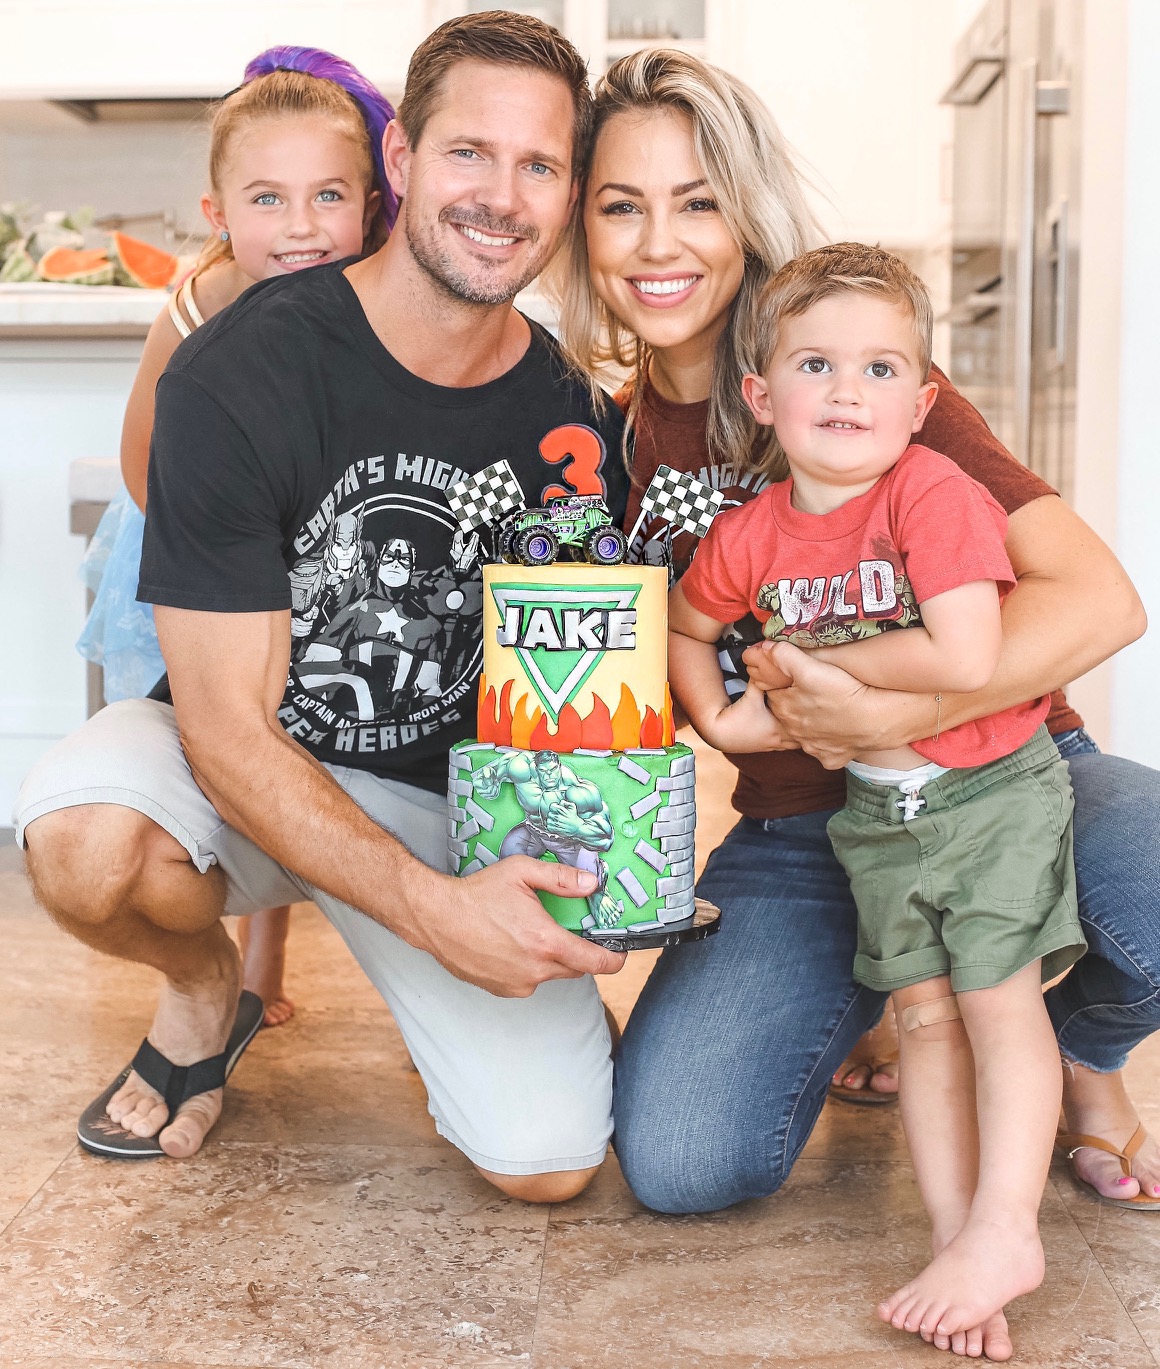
[448,741,696,933]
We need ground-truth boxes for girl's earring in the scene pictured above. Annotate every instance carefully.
[220,230,230,242]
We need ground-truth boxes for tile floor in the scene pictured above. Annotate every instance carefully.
[1,743,1158,1368]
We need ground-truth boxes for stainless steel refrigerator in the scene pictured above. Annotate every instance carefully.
[944,0,1082,501]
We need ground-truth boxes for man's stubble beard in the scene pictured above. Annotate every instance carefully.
[404,205,555,306]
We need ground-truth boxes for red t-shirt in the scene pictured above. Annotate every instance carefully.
[616,365,1083,816]
[681,444,1049,768]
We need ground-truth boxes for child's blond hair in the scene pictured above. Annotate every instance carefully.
[734,242,934,479]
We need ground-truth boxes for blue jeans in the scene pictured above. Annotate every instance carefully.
[613,731,1160,1214]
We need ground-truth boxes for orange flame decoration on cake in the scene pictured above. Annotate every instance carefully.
[479,677,675,752]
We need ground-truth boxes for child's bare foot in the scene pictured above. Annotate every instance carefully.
[879,1217,1043,1343]
[238,906,295,1028]
[923,1307,1013,1360]
[918,1226,1015,1360]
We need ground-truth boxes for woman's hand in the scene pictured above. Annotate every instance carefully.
[743,641,938,769]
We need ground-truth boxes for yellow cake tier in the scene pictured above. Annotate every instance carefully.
[478,563,674,751]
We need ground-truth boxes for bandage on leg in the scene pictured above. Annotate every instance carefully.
[901,995,961,1033]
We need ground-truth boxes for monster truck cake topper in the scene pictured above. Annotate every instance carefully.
[446,461,724,571]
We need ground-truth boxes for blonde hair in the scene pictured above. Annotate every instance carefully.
[546,48,823,476]
[194,68,385,279]
[738,242,934,479]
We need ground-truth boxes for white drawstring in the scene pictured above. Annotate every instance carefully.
[896,776,928,822]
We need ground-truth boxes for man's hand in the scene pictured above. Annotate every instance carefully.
[409,858,626,997]
[747,641,886,769]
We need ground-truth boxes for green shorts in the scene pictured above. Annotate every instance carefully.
[827,727,1086,994]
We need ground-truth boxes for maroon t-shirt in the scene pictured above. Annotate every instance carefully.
[617,364,1084,820]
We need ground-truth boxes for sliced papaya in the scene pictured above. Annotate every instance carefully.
[109,231,179,289]
[37,245,116,285]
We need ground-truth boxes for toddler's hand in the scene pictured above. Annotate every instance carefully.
[704,681,783,753]
[743,640,794,691]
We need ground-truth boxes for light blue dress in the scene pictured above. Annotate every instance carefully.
[76,487,166,702]
[76,277,202,703]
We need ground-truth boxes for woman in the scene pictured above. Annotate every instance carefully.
[549,47,1160,1359]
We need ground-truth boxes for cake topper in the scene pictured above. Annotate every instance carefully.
[625,465,726,563]
[446,461,627,567]
[498,495,627,567]
[446,459,526,533]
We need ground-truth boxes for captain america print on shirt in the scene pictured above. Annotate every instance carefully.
[280,424,615,763]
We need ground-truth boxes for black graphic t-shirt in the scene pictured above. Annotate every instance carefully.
[139,262,628,793]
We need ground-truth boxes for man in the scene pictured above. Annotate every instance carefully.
[15,12,627,1203]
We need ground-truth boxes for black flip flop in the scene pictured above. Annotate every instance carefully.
[77,990,264,1158]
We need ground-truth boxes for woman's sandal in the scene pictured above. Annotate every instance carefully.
[828,1006,900,1106]
[1056,1123,1160,1209]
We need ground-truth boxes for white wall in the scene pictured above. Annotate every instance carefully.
[1105,0,1160,765]
[0,0,424,99]
[725,0,958,253]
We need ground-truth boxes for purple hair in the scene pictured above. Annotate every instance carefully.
[242,46,398,233]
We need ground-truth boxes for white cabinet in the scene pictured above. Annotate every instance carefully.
[0,0,428,100]
[0,292,161,820]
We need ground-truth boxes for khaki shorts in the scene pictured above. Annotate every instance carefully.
[14,699,613,1175]
[827,727,1086,993]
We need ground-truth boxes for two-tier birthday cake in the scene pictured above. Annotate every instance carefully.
[445,465,722,946]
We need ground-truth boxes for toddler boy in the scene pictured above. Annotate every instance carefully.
[670,242,1086,1351]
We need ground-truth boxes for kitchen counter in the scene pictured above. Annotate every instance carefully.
[0,282,167,337]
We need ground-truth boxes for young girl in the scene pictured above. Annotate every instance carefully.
[77,44,397,1026]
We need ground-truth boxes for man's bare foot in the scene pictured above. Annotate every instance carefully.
[1061,1062,1160,1201]
[832,1003,899,1096]
[105,949,241,1158]
[238,906,295,1028]
[879,1217,1043,1342]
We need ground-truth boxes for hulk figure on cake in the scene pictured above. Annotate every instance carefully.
[472,750,624,930]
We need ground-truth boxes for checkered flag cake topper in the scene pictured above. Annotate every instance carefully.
[446,460,526,533]
[639,465,724,539]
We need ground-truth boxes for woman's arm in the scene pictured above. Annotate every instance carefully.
[748,494,1146,768]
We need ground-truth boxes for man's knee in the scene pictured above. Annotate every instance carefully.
[476,1165,599,1205]
[24,804,178,927]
